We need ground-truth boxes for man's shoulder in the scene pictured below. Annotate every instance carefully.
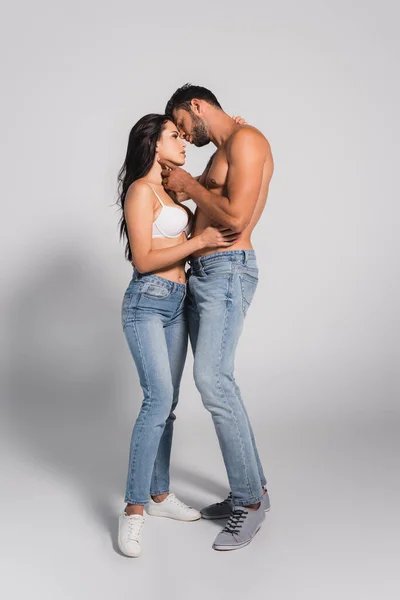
[226,125,270,157]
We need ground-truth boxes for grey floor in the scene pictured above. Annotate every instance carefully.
[1,252,398,599]
[2,384,399,599]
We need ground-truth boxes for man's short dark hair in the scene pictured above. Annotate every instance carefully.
[165,84,222,118]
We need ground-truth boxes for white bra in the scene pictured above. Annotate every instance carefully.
[148,184,192,239]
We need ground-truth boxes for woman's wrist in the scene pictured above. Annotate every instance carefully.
[192,234,205,251]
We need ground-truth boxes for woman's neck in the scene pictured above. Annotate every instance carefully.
[144,160,163,185]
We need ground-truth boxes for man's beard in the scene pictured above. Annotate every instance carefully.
[191,113,210,147]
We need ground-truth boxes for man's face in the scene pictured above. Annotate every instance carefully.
[173,107,210,147]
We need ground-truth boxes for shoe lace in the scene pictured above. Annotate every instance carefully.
[215,493,233,507]
[127,516,143,541]
[222,508,246,535]
[169,493,193,512]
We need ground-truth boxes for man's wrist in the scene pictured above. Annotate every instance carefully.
[185,176,201,200]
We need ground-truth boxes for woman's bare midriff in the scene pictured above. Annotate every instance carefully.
[134,233,188,284]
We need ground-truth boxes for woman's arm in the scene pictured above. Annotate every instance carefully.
[124,180,238,273]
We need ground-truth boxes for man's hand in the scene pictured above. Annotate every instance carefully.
[159,159,194,193]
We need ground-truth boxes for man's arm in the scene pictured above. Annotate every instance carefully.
[163,130,272,232]
[165,176,201,203]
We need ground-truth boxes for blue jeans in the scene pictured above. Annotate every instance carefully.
[121,269,188,505]
[187,250,267,507]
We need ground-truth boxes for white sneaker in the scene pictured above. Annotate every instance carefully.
[118,512,144,557]
[146,493,201,521]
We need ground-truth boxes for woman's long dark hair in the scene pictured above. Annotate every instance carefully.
[117,113,170,261]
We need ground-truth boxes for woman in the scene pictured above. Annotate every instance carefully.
[117,113,241,557]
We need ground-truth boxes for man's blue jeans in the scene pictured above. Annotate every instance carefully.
[121,270,188,505]
[187,250,267,507]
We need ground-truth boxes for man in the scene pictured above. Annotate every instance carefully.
[162,84,274,551]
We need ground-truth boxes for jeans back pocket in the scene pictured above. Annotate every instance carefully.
[239,272,259,316]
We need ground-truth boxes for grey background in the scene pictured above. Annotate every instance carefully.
[1,1,399,598]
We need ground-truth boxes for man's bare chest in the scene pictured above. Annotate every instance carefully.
[193,150,229,229]
[204,150,229,192]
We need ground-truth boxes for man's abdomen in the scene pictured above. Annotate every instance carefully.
[190,209,255,259]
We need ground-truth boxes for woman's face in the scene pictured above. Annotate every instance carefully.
[156,120,187,166]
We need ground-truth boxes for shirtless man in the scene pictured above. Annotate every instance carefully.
[162,84,274,551]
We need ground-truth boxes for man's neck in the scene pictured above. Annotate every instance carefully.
[207,111,239,147]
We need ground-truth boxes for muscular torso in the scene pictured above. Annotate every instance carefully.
[190,126,271,258]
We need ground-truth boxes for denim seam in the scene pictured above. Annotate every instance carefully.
[149,489,170,497]
[232,378,267,489]
[124,497,148,505]
[215,273,253,502]
[239,275,250,316]
[142,286,172,300]
[170,288,186,319]
[239,273,258,317]
[150,396,178,494]
[125,319,153,501]
[152,451,160,493]
[122,289,141,331]
[233,493,263,507]
[187,279,198,314]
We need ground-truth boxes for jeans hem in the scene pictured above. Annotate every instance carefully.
[149,490,170,497]
[232,493,263,507]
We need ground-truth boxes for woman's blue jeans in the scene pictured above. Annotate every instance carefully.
[121,269,188,505]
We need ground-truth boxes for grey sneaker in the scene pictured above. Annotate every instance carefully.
[212,504,266,551]
[201,493,234,520]
[201,489,271,520]
[262,489,271,512]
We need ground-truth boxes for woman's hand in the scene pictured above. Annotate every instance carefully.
[199,226,241,249]
[231,115,247,125]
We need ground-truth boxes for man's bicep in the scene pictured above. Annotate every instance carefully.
[226,136,266,223]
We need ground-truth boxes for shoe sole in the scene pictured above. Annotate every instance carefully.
[201,512,232,520]
[212,524,263,551]
[201,505,270,520]
[146,509,201,521]
[117,535,141,558]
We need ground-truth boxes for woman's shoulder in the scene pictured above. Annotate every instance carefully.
[124,180,158,219]
[125,179,154,204]
[127,178,152,194]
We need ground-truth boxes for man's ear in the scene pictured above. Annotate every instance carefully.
[191,99,201,115]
